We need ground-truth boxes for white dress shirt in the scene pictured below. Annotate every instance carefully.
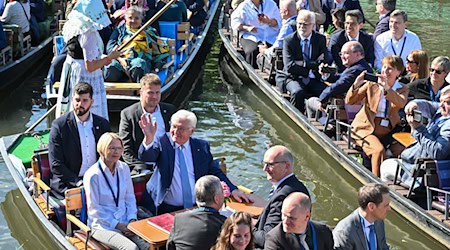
[273,173,294,190]
[84,160,137,231]
[164,136,196,206]
[75,113,97,176]
[376,80,402,118]
[142,104,166,141]
[230,0,281,45]
[374,29,422,70]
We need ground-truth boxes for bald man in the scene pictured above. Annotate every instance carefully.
[265,192,334,249]
[253,145,310,249]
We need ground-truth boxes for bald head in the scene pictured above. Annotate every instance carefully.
[263,145,294,184]
[281,192,311,233]
[340,41,365,67]
[279,0,297,19]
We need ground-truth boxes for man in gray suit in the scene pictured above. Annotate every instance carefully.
[265,192,334,250]
[333,183,390,250]
[119,73,175,174]
[166,175,226,250]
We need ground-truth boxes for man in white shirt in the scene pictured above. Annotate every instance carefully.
[119,73,175,174]
[231,0,281,67]
[374,10,421,71]
[138,109,252,215]
[49,82,111,199]
[333,183,390,250]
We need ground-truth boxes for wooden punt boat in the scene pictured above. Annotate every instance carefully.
[0,0,221,248]
[218,6,450,247]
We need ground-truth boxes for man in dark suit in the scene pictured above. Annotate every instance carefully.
[49,82,111,199]
[119,73,175,174]
[278,10,330,113]
[253,145,310,249]
[373,0,396,40]
[167,175,226,250]
[333,183,390,250]
[322,0,365,30]
[138,109,251,215]
[329,10,374,72]
[306,41,372,118]
[265,192,334,250]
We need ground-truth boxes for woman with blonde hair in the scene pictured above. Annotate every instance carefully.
[84,133,148,250]
[400,49,429,84]
[211,212,254,250]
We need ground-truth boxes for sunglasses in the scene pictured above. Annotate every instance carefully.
[430,68,444,74]
[406,59,417,64]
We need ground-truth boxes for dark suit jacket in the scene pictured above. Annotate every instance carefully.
[278,31,330,91]
[167,208,226,250]
[319,58,373,103]
[119,102,175,169]
[408,77,449,101]
[330,30,374,72]
[333,209,389,250]
[265,221,334,250]
[373,11,393,40]
[49,112,111,199]
[253,174,310,248]
[138,134,237,214]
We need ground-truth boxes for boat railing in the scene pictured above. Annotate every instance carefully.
[25,105,56,134]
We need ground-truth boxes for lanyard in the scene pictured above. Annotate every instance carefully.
[98,162,120,207]
[252,1,264,14]
[431,113,450,126]
[390,35,407,57]
[429,84,441,102]
[193,207,219,213]
[384,100,389,118]
[292,221,317,250]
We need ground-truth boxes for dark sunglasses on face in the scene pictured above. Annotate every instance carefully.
[406,58,417,64]
[430,68,444,74]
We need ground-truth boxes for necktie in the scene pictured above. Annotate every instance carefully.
[178,146,192,208]
[368,224,376,250]
[299,234,310,250]
[302,39,310,84]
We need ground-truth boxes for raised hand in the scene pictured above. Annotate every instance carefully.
[353,71,367,89]
[139,114,157,145]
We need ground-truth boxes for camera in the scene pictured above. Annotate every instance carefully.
[413,110,422,123]
[258,13,264,18]
[321,65,337,74]
[364,73,378,83]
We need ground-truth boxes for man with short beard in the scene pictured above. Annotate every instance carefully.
[49,82,111,199]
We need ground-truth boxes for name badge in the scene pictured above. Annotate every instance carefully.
[380,119,390,127]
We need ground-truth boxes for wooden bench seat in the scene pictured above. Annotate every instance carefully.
[53,82,141,96]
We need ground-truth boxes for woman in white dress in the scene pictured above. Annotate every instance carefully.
[56,0,120,120]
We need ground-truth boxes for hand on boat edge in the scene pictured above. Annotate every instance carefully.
[231,189,254,203]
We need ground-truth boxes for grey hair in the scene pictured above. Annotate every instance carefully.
[441,85,450,97]
[195,175,222,207]
[280,0,296,13]
[380,0,396,12]
[126,6,144,21]
[171,110,197,129]
[350,41,365,57]
[297,9,316,24]
[431,56,450,73]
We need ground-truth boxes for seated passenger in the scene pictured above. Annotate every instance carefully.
[374,10,421,71]
[183,0,207,28]
[380,86,450,189]
[398,49,429,85]
[257,0,297,71]
[1,0,30,35]
[277,10,330,113]
[408,56,450,101]
[156,0,188,23]
[111,0,149,26]
[322,0,365,30]
[306,41,372,118]
[296,0,325,26]
[105,6,169,82]
[372,0,396,40]
[49,82,111,199]
[330,7,345,32]
[345,55,409,177]
[167,175,227,250]
[211,212,254,250]
[138,109,251,215]
[329,10,374,73]
[230,0,281,67]
[119,74,175,173]
[84,133,149,250]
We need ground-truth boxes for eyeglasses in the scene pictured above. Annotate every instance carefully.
[108,147,123,152]
[262,161,287,168]
[406,58,417,64]
[430,68,444,74]
[338,51,354,56]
